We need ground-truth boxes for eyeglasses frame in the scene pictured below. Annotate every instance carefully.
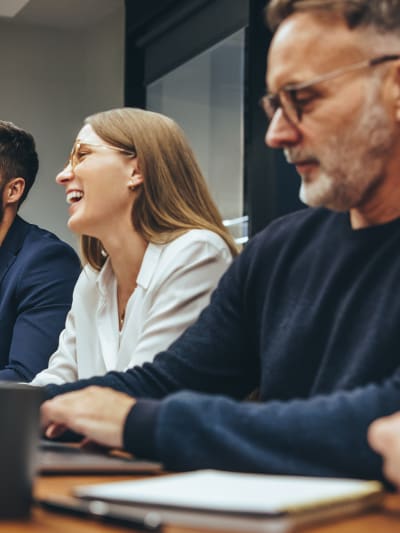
[262,54,400,125]
[67,142,136,169]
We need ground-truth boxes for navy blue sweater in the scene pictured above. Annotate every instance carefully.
[45,208,400,480]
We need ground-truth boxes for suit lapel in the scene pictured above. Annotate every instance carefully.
[0,216,30,286]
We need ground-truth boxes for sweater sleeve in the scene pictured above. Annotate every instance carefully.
[44,250,259,400]
[124,374,400,481]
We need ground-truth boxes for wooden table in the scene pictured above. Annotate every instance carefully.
[0,475,398,532]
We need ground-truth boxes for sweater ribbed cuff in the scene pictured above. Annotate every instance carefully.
[123,399,161,460]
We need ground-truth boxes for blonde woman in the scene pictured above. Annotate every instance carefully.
[31,108,236,386]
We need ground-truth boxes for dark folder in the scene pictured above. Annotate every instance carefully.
[38,440,162,475]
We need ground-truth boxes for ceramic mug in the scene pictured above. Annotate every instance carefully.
[0,383,43,518]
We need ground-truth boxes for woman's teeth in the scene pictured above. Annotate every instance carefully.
[66,191,83,204]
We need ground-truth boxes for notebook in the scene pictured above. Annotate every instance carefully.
[74,469,384,532]
[38,440,162,474]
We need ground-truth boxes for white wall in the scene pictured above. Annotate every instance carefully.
[0,5,125,249]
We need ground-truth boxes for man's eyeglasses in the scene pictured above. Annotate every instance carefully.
[67,142,136,169]
[261,54,400,126]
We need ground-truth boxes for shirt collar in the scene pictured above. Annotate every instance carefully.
[136,242,163,289]
[96,242,164,295]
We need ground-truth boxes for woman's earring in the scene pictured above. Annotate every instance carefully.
[129,173,141,191]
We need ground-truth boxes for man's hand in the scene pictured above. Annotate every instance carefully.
[368,413,400,488]
[41,386,136,449]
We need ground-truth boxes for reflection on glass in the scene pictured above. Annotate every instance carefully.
[223,215,248,245]
[147,29,246,243]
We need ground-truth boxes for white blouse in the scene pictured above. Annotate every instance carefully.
[31,229,232,386]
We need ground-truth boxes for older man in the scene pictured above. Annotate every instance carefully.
[41,0,400,481]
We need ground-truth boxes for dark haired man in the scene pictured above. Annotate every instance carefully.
[41,0,400,481]
[0,120,80,380]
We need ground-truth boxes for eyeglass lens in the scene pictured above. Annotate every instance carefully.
[263,90,299,125]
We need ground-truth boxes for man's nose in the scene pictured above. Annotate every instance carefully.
[265,109,301,149]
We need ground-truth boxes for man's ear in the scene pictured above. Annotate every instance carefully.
[4,178,26,206]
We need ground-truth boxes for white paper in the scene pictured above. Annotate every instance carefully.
[75,469,382,514]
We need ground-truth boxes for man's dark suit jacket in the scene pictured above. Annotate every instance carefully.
[0,216,81,381]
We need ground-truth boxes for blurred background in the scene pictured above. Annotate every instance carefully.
[2,0,301,249]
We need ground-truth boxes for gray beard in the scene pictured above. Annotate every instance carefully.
[290,82,395,211]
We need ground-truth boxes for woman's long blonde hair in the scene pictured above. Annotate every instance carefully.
[80,108,238,269]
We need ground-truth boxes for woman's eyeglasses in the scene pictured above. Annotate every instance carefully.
[66,142,136,169]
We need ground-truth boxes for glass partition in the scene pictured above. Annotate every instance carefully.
[147,28,246,244]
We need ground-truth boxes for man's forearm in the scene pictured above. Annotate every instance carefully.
[125,380,400,480]
[44,371,137,400]
[123,399,161,459]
